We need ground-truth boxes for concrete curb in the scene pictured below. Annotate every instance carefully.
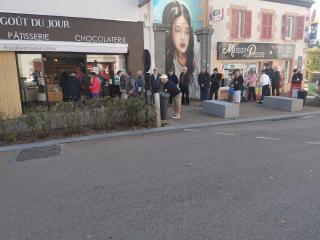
[1,111,320,153]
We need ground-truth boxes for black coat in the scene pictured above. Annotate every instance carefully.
[292,72,303,83]
[272,71,281,86]
[198,72,211,88]
[266,68,275,81]
[168,74,179,86]
[151,74,161,93]
[67,75,81,100]
[210,73,222,89]
[179,72,191,88]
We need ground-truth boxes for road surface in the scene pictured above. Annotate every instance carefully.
[0,115,320,240]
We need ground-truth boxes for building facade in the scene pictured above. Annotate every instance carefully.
[0,0,153,116]
[208,0,313,87]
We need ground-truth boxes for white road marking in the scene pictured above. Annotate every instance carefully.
[303,116,316,119]
[256,136,280,141]
[183,129,200,133]
[215,132,236,136]
[307,141,320,145]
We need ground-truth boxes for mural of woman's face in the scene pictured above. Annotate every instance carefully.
[172,15,190,54]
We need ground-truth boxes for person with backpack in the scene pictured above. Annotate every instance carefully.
[179,67,191,105]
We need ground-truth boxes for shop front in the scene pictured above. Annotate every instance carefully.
[216,42,296,85]
[0,12,144,116]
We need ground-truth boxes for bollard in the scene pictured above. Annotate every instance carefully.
[154,93,161,128]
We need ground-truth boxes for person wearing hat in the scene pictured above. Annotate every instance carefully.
[209,68,222,100]
[160,74,182,119]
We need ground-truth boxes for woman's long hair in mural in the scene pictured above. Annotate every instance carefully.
[162,1,195,76]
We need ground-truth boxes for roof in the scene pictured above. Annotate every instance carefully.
[263,0,314,8]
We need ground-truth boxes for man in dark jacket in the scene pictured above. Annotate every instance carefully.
[209,68,222,100]
[59,69,69,101]
[198,67,211,101]
[67,73,81,102]
[265,64,274,83]
[272,67,281,96]
[179,67,191,105]
[151,68,161,94]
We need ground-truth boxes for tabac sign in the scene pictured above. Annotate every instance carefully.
[217,42,295,60]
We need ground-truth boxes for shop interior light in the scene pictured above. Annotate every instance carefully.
[54,58,58,62]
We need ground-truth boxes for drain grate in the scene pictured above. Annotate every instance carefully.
[17,145,60,162]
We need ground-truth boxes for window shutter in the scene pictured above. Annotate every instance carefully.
[295,16,305,40]
[245,11,252,38]
[231,10,239,38]
[267,14,273,39]
[261,14,267,39]
[282,15,287,40]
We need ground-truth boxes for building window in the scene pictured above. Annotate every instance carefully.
[261,13,273,40]
[231,9,252,39]
[286,16,294,39]
[282,15,305,40]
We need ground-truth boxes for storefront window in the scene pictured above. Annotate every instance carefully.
[17,54,46,105]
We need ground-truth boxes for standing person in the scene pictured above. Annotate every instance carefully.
[59,69,69,101]
[113,70,122,97]
[292,68,303,83]
[235,69,244,100]
[160,74,182,119]
[258,70,271,104]
[209,68,222,100]
[135,70,145,95]
[89,72,101,99]
[198,67,210,101]
[168,69,179,104]
[151,68,161,94]
[245,69,257,101]
[272,67,281,96]
[179,67,191,105]
[125,71,135,97]
[67,72,81,102]
[231,70,244,104]
[265,64,274,84]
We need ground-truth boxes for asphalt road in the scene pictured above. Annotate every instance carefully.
[1,116,320,240]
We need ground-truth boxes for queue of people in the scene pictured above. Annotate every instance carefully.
[59,68,147,102]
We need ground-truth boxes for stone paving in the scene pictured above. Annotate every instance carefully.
[167,100,320,126]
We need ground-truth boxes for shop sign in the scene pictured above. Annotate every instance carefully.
[0,12,142,46]
[210,9,224,22]
[217,42,295,60]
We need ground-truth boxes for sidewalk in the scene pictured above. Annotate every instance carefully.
[167,100,320,126]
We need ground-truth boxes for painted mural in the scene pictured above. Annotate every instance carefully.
[153,0,206,99]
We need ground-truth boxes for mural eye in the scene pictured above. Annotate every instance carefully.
[174,27,180,33]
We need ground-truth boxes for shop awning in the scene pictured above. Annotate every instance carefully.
[0,40,129,54]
